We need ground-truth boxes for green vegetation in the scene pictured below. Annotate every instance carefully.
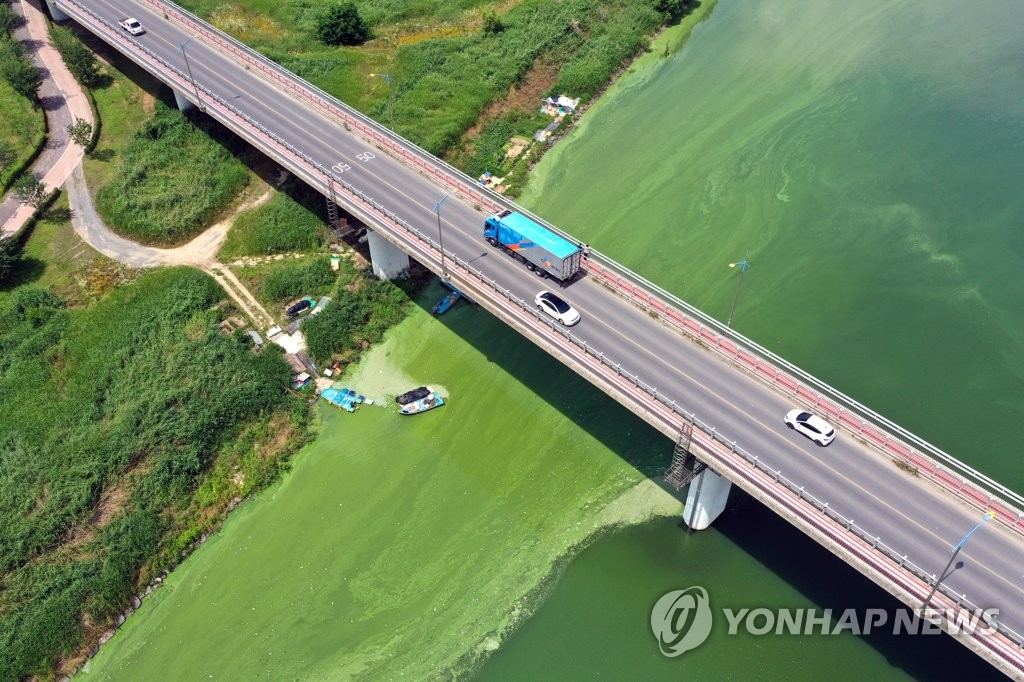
[95,102,249,245]
[48,23,104,88]
[302,275,407,363]
[261,257,336,302]
[177,0,680,159]
[0,2,44,191]
[0,268,305,679]
[315,2,372,46]
[0,31,41,99]
[0,194,126,303]
[219,188,327,260]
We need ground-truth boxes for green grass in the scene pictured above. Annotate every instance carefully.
[0,268,301,679]
[219,188,328,260]
[0,194,129,307]
[233,255,341,317]
[82,45,158,191]
[0,74,44,192]
[173,0,675,157]
[94,102,249,246]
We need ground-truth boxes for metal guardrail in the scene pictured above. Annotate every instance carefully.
[57,0,1024,667]
[131,0,1024,539]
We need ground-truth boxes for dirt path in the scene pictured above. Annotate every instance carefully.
[0,0,94,238]
[65,163,280,328]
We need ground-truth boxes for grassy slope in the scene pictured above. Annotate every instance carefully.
[0,77,44,191]
[175,0,672,159]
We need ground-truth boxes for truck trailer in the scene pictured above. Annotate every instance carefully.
[483,210,581,283]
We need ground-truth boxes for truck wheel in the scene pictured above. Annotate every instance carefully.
[535,269,546,279]
[525,262,535,271]
[487,237,498,247]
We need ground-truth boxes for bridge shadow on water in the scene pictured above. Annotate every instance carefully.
[415,281,1003,681]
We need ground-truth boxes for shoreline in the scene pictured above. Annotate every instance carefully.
[70,5,717,678]
[519,0,719,200]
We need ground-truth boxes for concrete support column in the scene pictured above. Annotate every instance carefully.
[45,0,69,22]
[367,228,410,280]
[683,469,732,531]
[172,89,195,112]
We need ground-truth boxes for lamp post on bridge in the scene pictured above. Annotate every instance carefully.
[369,71,394,131]
[919,510,995,618]
[726,252,750,328]
[433,188,456,278]
[180,35,204,112]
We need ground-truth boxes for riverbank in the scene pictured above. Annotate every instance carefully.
[79,285,683,679]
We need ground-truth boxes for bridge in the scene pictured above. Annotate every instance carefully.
[47,0,1024,675]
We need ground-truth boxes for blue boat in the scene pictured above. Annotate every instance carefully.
[432,289,461,315]
[399,390,445,415]
[321,387,369,413]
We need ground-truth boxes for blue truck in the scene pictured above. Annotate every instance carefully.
[483,210,582,283]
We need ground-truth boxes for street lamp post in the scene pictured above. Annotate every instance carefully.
[180,35,204,111]
[726,253,750,328]
[920,511,995,617]
[433,189,456,278]
[369,71,394,131]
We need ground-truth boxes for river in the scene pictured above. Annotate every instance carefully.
[81,0,1022,679]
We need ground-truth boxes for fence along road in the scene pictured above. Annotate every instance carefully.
[55,0,1024,674]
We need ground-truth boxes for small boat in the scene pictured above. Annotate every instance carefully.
[432,289,461,315]
[399,391,445,415]
[396,386,432,405]
[321,387,366,413]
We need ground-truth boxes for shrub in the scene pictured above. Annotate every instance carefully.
[315,2,371,46]
[261,258,335,302]
[482,12,504,34]
[220,192,324,258]
[95,103,249,245]
[49,24,104,88]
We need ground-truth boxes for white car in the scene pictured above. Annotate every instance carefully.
[119,18,145,36]
[535,290,580,326]
[784,409,836,447]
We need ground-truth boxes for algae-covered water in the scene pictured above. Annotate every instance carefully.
[84,0,1023,678]
[81,295,683,679]
[521,0,1024,491]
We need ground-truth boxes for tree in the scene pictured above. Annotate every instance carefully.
[315,2,371,46]
[0,56,41,99]
[12,174,47,208]
[0,236,21,283]
[0,4,19,35]
[0,141,14,171]
[66,118,93,150]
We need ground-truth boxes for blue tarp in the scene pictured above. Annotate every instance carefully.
[321,387,364,412]
[499,212,579,259]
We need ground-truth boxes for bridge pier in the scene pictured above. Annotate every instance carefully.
[366,228,409,280]
[45,0,69,22]
[683,469,732,531]
[173,89,196,113]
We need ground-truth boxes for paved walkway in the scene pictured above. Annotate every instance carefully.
[4,6,289,341]
[0,0,93,238]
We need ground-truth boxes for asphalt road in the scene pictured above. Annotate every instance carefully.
[67,0,1024,647]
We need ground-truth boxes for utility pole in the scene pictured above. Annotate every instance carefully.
[726,252,750,328]
[433,189,456,278]
[369,71,394,131]
[920,511,995,618]
[180,35,204,112]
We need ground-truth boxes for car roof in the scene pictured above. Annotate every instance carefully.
[799,412,833,432]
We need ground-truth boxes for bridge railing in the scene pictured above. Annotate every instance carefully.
[432,251,1024,665]
[51,5,1024,664]
[579,256,1024,534]
[133,0,1024,536]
